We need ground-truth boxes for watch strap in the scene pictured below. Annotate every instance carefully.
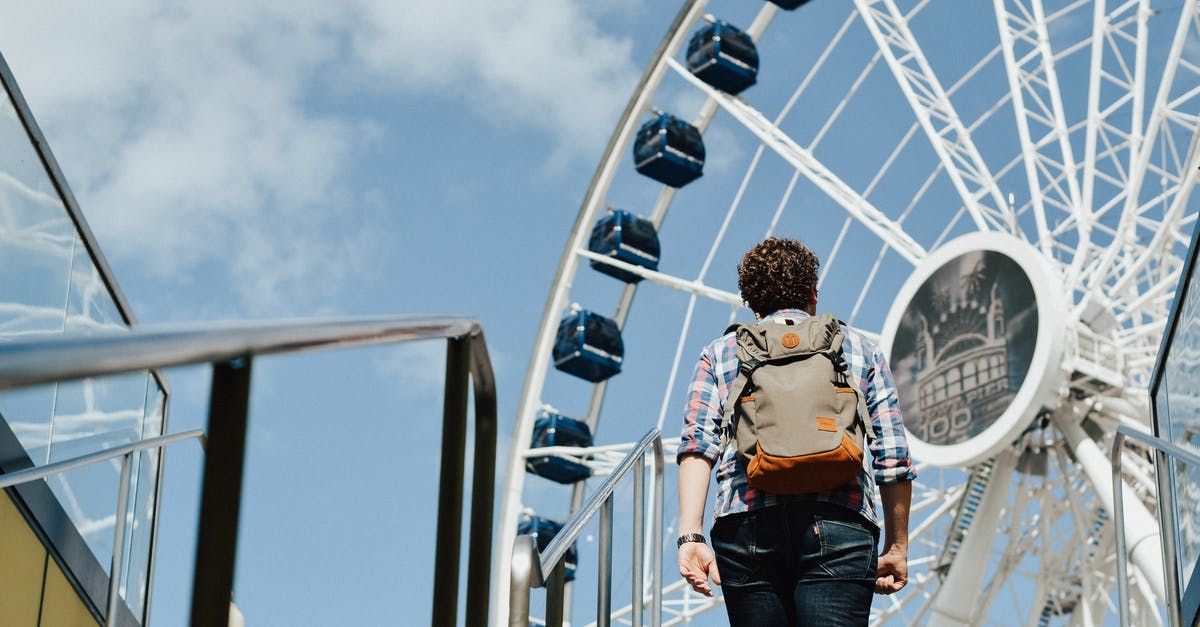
[677,533,707,547]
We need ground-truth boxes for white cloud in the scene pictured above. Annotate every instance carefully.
[351,0,638,157]
[0,0,641,314]
[371,340,449,398]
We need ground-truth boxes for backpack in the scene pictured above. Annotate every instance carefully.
[722,313,870,494]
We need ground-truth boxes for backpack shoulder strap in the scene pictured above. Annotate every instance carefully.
[829,320,877,443]
[719,322,760,424]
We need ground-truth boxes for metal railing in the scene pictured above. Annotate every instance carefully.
[1112,424,1200,627]
[0,429,205,627]
[0,315,497,627]
[510,428,664,627]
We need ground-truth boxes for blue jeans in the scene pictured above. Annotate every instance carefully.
[711,502,877,626]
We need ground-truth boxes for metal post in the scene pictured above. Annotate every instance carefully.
[466,334,497,627]
[546,560,567,627]
[598,496,614,627]
[1153,447,1184,627]
[632,453,645,627]
[191,357,253,627]
[1113,430,1132,627]
[651,436,664,627]
[509,534,541,627]
[434,337,471,626]
[106,452,133,627]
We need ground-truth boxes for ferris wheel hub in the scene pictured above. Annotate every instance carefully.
[881,233,1069,468]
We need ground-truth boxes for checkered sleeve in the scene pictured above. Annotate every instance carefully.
[865,342,917,485]
[676,347,725,465]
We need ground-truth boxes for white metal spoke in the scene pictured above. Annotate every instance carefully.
[1084,0,1200,323]
[994,0,1087,266]
[667,58,928,265]
[853,0,1011,233]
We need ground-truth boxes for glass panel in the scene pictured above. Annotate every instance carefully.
[3,65,165,622]
[1163,256,1200,594]
[0,384,57,463]
[0,89,73,336]
[63,235,125,335]
[0,87,75,457]
[47,373,148,574]
[121,385,165,617]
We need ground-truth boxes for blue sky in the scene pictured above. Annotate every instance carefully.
[0,2,690,624]
[1,1,1194,625]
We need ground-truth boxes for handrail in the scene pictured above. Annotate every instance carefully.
[0,316,477,390]
[1111,424,1200,627]
[0,429,205,490]
[0,315,497,627]
[0,429,205,627]
[510,428,664,627]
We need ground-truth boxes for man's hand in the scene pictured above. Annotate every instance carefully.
[678,541,722,597]
[875,546,907,595]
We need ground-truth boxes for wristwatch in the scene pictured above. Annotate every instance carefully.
[677,533,707,548]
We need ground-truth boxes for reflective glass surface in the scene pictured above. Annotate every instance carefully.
[1161,253,1200,592]
[0,77,167,621]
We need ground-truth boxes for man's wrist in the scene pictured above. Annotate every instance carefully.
[677,533,707,548]
[882,542,908,555]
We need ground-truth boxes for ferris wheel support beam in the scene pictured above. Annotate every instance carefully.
[1052,410,1166,604]
[667,58,928,266]
[489,2,712,624]
[927,450,1018,626]
[993,0,1086,263]
[1083,0,1200,311]
[1110,130,1200,298]
[1080,0,1150,287]
[853,0,1011,233]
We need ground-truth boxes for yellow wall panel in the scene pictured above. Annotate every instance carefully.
[39,558,98,627]
[0,493,47,626]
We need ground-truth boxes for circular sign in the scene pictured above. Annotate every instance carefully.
[879,233,1067,467]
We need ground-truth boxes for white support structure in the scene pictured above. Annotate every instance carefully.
[1109,131,1200,299]
[666,58,928,266]
[1078,0,1150,287]
[993,0,1085,261]
[1084,0,1200,322]
[1052,411,1166,603]
[853,0,1011,233]
[928,450,1018,626]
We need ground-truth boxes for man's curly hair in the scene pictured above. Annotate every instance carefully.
[737,237,820,317]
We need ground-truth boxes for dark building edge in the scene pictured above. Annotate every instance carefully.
[0,50,171,626]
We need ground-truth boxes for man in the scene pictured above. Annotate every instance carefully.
[676,237,915,625]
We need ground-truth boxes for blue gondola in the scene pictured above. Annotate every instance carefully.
[686,20,759,95]
[633,113,705,188]
[769,0,813,9]
[588,209,661,283]
[518,512,578,581]
[526,411,594,484]
[553,309,624,382]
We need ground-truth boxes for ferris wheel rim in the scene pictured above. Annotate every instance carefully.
[496,1,1200,625]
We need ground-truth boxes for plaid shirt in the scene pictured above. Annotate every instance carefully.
[677,309,916,528]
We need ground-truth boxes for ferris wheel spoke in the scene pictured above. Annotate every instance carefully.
[994,0,1088,267]
[1084,0,1200,309]
[1080,0,1149,260]
[1117,131,1200,286]
[666,58,928,265]
[853,0,1011,234]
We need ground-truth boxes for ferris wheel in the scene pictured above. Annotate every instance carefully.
[493,0,1200,625]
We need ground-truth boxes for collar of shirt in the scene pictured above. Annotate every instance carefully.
[760,308,812,324]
